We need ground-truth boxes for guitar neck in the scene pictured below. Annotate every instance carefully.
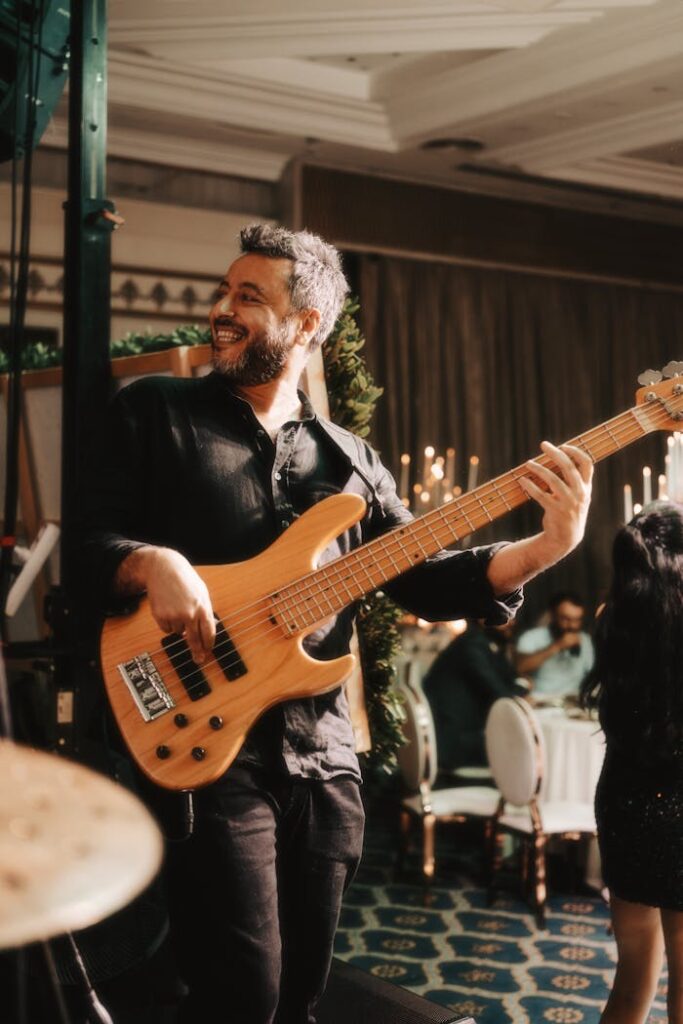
[274,402,655,632]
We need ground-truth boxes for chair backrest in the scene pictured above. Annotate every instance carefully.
[485,697,546,806]
[396,673,438,792]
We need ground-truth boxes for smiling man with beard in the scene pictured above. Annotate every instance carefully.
[80,223,593,1023]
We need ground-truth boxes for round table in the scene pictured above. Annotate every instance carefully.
[537,708,606,803]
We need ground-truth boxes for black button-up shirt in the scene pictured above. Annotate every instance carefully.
[80,371,522,782]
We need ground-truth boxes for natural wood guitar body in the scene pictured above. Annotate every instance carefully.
[100,493,365,790]
[101,371,683,790]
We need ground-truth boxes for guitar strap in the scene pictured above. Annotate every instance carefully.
[313,417,388,522]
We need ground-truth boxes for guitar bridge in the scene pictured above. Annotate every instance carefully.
[118,653,175,722]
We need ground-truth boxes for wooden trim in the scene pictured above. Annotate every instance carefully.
[338,239,683,296]
[0,251,218,284]
[291,163,683,290]
[0,300,211,323]
[18,367,63,390]
[109,346,209,379]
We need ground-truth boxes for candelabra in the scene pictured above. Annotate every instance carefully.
[623,432,683,520]
[398,447,479,515]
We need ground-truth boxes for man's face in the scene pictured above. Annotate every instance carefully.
[551,601,584,634]
[208,253,301,385]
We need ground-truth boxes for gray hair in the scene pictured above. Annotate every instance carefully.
[239,223,349,350]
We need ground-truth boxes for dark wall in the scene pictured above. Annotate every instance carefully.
[282,162,683,289]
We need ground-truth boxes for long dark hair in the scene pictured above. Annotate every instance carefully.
[581,501,683,759]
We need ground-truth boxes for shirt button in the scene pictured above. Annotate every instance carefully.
[274,471,282,481]
[256,428,265,437]
[281,519,289,528]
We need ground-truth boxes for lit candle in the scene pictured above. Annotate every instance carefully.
[446,448,455,490]
[643,466,652,506]
[623,484,633,522]
[633,502,643,515]
[675,434,683,502]
[422,446,435,489]
[430,460,444,507]
[658,474,668,500]
[467,455,479,492]
[420,490,431,509]
[667,436,676,502]
[399,453,410,503]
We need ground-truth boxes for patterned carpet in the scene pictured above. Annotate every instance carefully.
[333,819,669,1024]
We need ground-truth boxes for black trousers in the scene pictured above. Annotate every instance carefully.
[161,765,365,1024]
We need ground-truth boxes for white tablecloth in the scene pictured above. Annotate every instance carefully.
[537,708,606,889]
[538,709,606,804]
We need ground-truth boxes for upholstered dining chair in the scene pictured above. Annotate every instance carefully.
[484,697,597,926]
[396,671,500,882]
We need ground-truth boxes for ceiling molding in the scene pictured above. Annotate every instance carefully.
[387,0,683,141]
[109,4,604,58]
[216,58,372,102]
[107,55,395,151]
[43,117,291,182]
[486,99,683,171]
[549,155,683,199]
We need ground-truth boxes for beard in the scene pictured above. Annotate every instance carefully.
[211,317,297,385]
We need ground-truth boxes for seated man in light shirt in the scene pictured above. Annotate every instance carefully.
[515,591,594,700]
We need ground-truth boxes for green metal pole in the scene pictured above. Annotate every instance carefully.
[57,0,118,752]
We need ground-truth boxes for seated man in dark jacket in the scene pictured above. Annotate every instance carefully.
[423,619,528,776]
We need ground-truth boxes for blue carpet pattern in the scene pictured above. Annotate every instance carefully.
[334,843,669,1024]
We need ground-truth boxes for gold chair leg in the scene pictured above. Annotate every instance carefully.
[422,814,436,882]
[532,830,548,928]
[487,829,505,906]
[397,809,412,875]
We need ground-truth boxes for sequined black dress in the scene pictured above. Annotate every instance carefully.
[595,714,683,910]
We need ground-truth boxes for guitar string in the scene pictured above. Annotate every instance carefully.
[127,406,663,699]
[134,411,654,702]
[121,406,672,707]
[138,406,650,671]
[137,437,662,709]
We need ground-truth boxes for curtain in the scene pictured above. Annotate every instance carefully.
[356,253,683,623]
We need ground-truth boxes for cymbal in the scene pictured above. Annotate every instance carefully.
[0,739,163,949]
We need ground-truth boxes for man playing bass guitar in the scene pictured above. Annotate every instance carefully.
[80,223,592,1024]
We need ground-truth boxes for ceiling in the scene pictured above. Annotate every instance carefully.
[43,0,683,213]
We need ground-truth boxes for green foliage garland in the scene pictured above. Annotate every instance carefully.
[322,298,383,439]
[322,298,405,774]
[0,325,211,373]
[3,306,405,772]
[109,324,210,359]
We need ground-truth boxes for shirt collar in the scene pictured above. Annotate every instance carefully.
[207,371,317,423]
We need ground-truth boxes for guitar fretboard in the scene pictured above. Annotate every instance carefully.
[271,402,657,634]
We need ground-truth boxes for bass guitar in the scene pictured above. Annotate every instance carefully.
[100,368,683,789]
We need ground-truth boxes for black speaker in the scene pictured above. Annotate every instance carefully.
[0,0,71,163]
[317,959,475,1024]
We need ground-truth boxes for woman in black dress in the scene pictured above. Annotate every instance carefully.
[582,501,683,1024]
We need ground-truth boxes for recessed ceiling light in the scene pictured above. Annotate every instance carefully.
[420,137,485,153]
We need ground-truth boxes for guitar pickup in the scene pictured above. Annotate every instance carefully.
[213,617,248,681]
[162,634,212,701]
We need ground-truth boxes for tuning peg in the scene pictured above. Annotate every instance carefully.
[662,361,683,379]
[637,369,663,386]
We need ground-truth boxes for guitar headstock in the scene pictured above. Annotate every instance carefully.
[635,362,683,433]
